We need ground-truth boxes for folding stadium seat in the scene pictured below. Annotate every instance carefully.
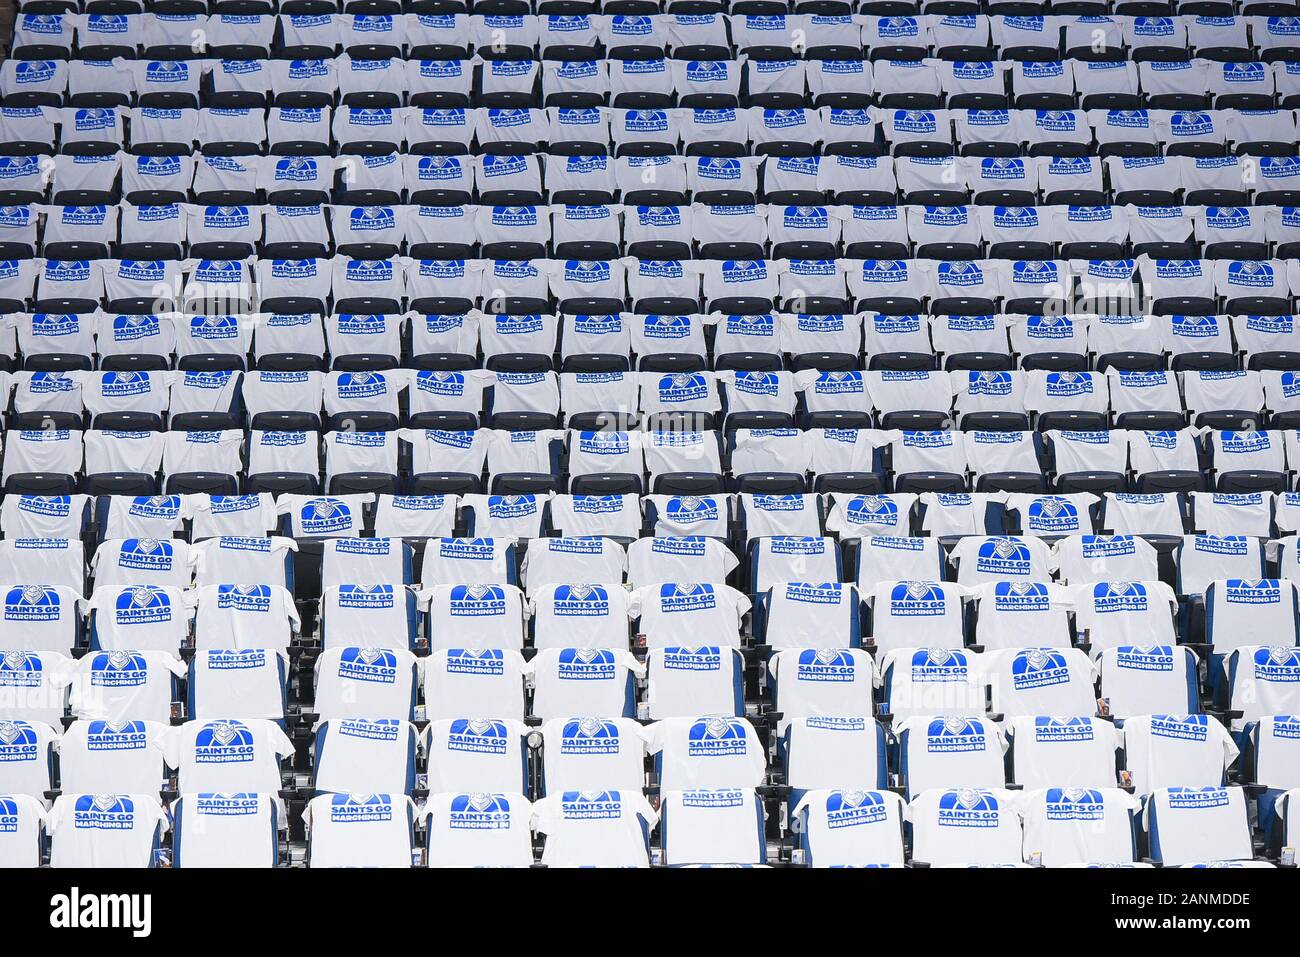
[792,788,907,868]
[1177,535,1267,601]
[851,535,948,593]
[63,646,184,726]
[182,632,288,721]
[0,647,72,727]
[529,644,642,719]
[646,715,767,792]
[1205,429,1289,493]
[659,785,769,866]
[0,581,84,655]
[1243,715,1300,797]
[536,716,648,796]
[908,787,1024,867]
[0,534,87,593]
[2,427,85,491]
[1098,642,1202,719]
[312,718,419,796]
[999,491,1097,537]
[1099,491,1187,536]
[320,537,413,592]
[1117,712,1239,803]
[0,717,58,802]
[1225,645,1300,732]
[87,583,189,654]
[895,716,1007,800]
[824,491,914,540]
[876,646,986,720]
[188,534,297,592]
[1018,787,1142,867]
[171,793,283,869]
[90,537,194,592]
[424,581,526,652]
[319,583,421,652]
[747,535,840,593]
[419,647,528,724]
[972,580,1076,652]
[420,792,536,868]
[159,717,294,797]
[1144,785,1255,867]
[0,792,46,868]
[1072,577,1179,657]
[1003,714,1122,792]
[424,717,530,795]
[1191,490,1274,538]
[862,579,967,654]
[420,537,518,590]
[1205,578,1300,661]
[522,786,658,868]
[275,493,374,539]
[949,534,1052,585]
[57,718,170,797]
[46,794,169,869]
[547,492,642,539]
[530,582,633,651]
[304,793,417,869]
[624,572,750,651]
[983,646,1098,719]
[0,491,92,540]
[310,646,421,724]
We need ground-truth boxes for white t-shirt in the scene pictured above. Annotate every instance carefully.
[66,650,185,724]
[629,583,750,650]
[56,719,169,797]
[794,788,907,868]
[47,793,168,868]
[981,647,1098,719]
[529,584,633,651]
[1144,786,1252,866]
[644,646,745,721]
[161,719,294,795]
[0,792,46,867]
[0,585,84,654]
[896,716,1007,799]
[421,792,533,868]
[1020,787,1141,867]
[1098,645,1199,720]
[540,717,648,795]
[303,793,415,869]
[313,719,418,796]
[533,790,657,868]
[1005,716,1121,791]
[313,647,420,723]
[423,718,529,795]
[1121,715,1240,796]
[1050,535,1160,586]
[971,582,1074,652]
[422,648,527,723]
[950,536,1052,585]
[1072,580,1178,657]
[762,581,861,651]
[907,787,1023,867]
[645,716,767,791]
[188,649,289,722]
[866,581,967,654]
[192,584,300,653]
[172,793,283,868]
[0,718,59,801]
[88,585,191,654]
[625,536,739,589]
[0,650,72,726]
[530,648,643,722]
